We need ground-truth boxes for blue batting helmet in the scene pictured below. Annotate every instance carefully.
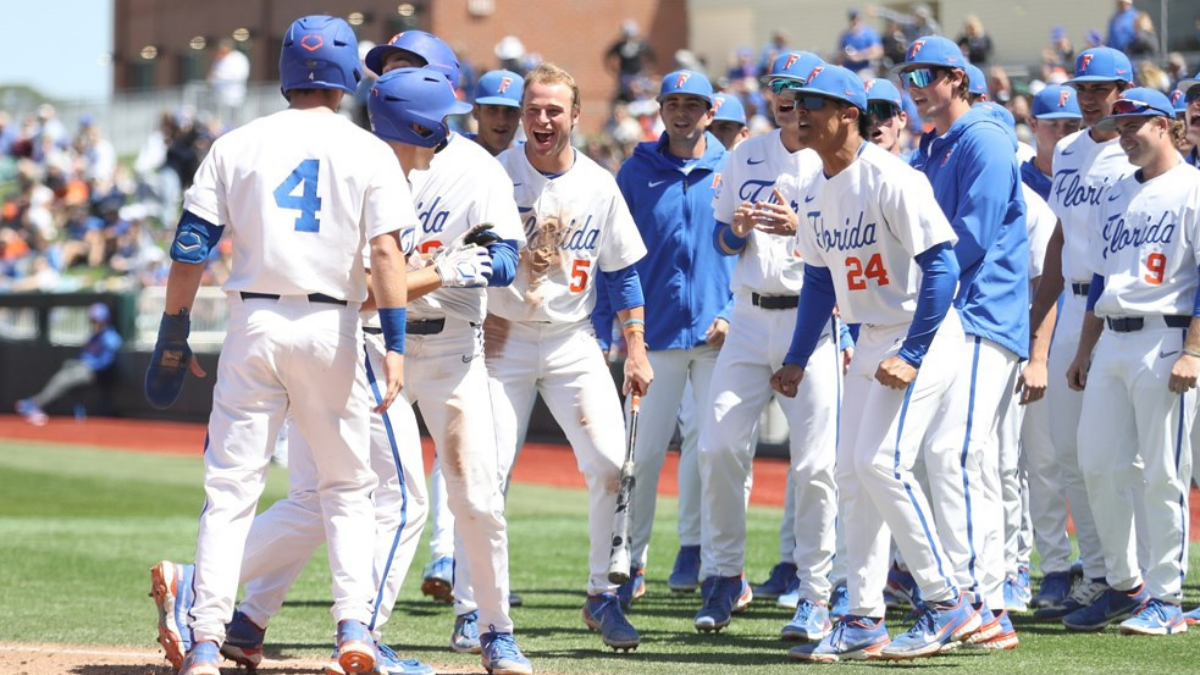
[365,31,460,84]
[369,67,473,148]
[279,15,361,96]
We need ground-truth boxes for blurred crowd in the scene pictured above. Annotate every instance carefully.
[2,2,1198,293]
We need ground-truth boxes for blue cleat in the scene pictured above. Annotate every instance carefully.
[15,398,47,426]
[220,609,266,668]
[1063,584,1150,631]
[335,620,376,674]
[775,576,801,610]
[616,565,645,610]
[583,592,641,650]
[829,582,849,623]
[879,593,981,660]
[965,603,1003,645]
[668,545,701,592]
[964,608,1019,650]
[1184,604,1200,625]
[734,573,754,613]
[753,561,798,600]
[150,560,194,671]
[781,599,832,642]
[1035,577,1108,620]
[1016,566,1032,604]
[694,575,743,633]
[1120,598,1189,636]
[377,644,435,675]
[1031,570,1073,609]
[480,630,533,675]
[420,557,454,603]
[886,563,922,610]
[788,615,889,662]
[451,610,482,654]
[1005,576,1029,613]
[178,641,220,675]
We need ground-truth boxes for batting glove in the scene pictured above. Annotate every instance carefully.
[434,244,493,288]
[144,311,194,409]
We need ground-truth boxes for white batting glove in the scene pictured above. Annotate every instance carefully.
[434,244,493,288]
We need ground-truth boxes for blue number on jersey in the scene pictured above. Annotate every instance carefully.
[273,159,322,232]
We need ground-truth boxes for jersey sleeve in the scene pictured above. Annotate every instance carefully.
[363,143,418,241]
[181,142,226,227]
[597,177,647,272]
[880,168,958,258]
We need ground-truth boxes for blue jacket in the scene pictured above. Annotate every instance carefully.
[80,326,123,372]
[1020,159,1052,202]
[915,103,1030,359]
[593,131,734,351]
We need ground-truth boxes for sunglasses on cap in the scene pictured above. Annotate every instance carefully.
[1111,98,1170,117]
[901,67,945,89]
[867,102,900,121]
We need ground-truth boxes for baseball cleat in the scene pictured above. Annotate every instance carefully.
[886,563,922,610]
[879,593,980,660]
[775,577,801,610]
[377,643,435,675]
[781,599,833,642]
[451,610,482,654]
[829,582,849,623]
[334,620,376,674]
[509,591,524,608]
[1034,577,1108,620]
[694,574,743,633]
[15,399,47,426]
[616,565,645,610]
[1004,575,1029,613]
[787,615,889,663]
[149,560,193,670]
[733,572,753,613]
[583,592,641,651]
[220,609,266,668]
[480,630,533,675]
[420,557,454,603]
[1183,604,1200,625]
[966,603,1003,644]
[752,561,798,600]
[1120,598,1189,636]
[1031,570,1072,609]
[1063,584,1149,632]
[178,641,221,675]
[668,545,702,593]
[964,609,1019,650]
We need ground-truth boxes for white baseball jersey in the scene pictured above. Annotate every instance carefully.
[488,148,646,323]
[1048,129,1132,283]
[712,129,822,295]
[184,108,412,302]
[1024,184,1055,279]
[792,142,958,326]
[1088,162,1200,318]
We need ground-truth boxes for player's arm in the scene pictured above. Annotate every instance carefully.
[1066,273,1105,391]
[1168,273,1200,393]
[603,264,653,396]
[1020,220,1065,403]
[772,263,836,398]
[878,241,960,389]
[370,231,409,412]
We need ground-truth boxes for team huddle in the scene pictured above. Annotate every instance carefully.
[141,13,1200,675]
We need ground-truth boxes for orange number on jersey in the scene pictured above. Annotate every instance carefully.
[1145,252,1166,285]
[418,240,443,254]
[846,253,890,290]
[569,259,591,293]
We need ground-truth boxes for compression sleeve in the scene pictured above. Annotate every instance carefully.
[783,264,837,368]
[897,242,959,368]
[1086,273,1105,312]
[602,264,645,312]
[487,239,519,287]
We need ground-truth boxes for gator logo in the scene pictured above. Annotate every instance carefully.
[1059,89,1072,107]
[1170,90,1184,106]
[806,66,825,85]
[676,72,691,88]
[908,40,926,60]
[1078,53,1094,73]
[498,77,513,93]
[784,52,800,70]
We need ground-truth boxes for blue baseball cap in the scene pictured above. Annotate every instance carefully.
[1096,87,1176,131]
[894,36,966,71]
[712,93,747,125]
[658,70,714,104]
[760,51,824,85]
[794,64,867,111]
[87,303,110,322]
[964,63,988,97]
[1067,47,1133,84]
[1169,89,1187,115]
[864,78,903,107]
[1032,85,1082,119]
[475,69,524,108]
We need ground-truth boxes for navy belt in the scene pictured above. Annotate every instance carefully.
[240,291,346,306]
[751,293,800,310]
[1071,282,1090,296]
[363,318,446,336]
[1105,315,1190,332]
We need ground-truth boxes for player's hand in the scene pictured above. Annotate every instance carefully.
[1016,357,1048,404]
[434,244,492,288]
[376,352,405,413]
[842,347,854,375]
[753,188,798,236]
[705,317,729,348]
[771,363,805,398]
[731,202,757,238]
[1168,352,1200,394]
[1066,355,1089,391]
[623,349,653,397]
[875,355,917,390]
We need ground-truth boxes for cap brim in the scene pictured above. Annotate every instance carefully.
[889,60,964,74]
[475,96,521,107]
[790,88,865,111]
[1066,75,1128,84]
[1033,111,1082,120]
[867,97,903,108]
[1095,111,1167,131]
[449,100,474,116]
[365,45,401,76]
[656,93,714,105]
[1178,79,1200,93]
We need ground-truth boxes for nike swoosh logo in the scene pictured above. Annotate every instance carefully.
[747,158,765,165]
[649,180,667,188]
[513,182,523,186]
[1061,149,1074,156]
[804,195,815,203]
[462,354,475,363]
[1107,193,1121,202]
[1160,350,1180,359]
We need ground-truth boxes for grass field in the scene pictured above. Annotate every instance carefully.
[2,439,1199,674]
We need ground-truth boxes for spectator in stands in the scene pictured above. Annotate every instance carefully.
[606,20,656,103]
[15,302,122,426]
[74,117,117,186]
[208,40,250,126]
[870,3,941,42]
[1138,60,1171,92]
[1106,0,1138,53]
[1042,26,1075,82]
[33,104,66,163]
[758,30,788,75]
[0,111,16,157]
[839,9,883,74]
[727,47,758,83]
[1166,53,1189,90]
[1125,12,1159,61]
[881,19,910,68]
[957,15,994,65]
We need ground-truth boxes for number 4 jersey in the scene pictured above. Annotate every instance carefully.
[183,108,415,303]
[791,142,958,326]
[1088,161,1200,318]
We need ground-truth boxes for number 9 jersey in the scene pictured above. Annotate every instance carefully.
[183,108,414,303]
[792,142,957,325]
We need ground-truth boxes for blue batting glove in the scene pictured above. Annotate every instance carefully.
[145,311,194,410]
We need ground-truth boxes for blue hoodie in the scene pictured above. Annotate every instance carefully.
[914,103,1030,359]
[593,131,734,351]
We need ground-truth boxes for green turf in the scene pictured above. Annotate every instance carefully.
[2,440,1199,674]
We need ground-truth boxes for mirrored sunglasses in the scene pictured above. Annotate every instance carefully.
[902,67,942,89]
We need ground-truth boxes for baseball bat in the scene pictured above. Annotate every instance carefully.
[607,393,641,585]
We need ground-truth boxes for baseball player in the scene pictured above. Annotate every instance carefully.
[1063,87,1199,635]
[900,36,1030,648]
[485,62,652,651]
[588,69,733,604]
[864,79,909,158]
[710,93,750,150]
[1022,85,1083,200]
[1181,72,1200,169]
[693,50,838,637]
[1023,48,1138,622]
[771,64,979,662]
[145,16,411,675]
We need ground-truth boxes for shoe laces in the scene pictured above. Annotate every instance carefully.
[484,631,523,660]
[1067,578,1107,605]
[904,603,942,637]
